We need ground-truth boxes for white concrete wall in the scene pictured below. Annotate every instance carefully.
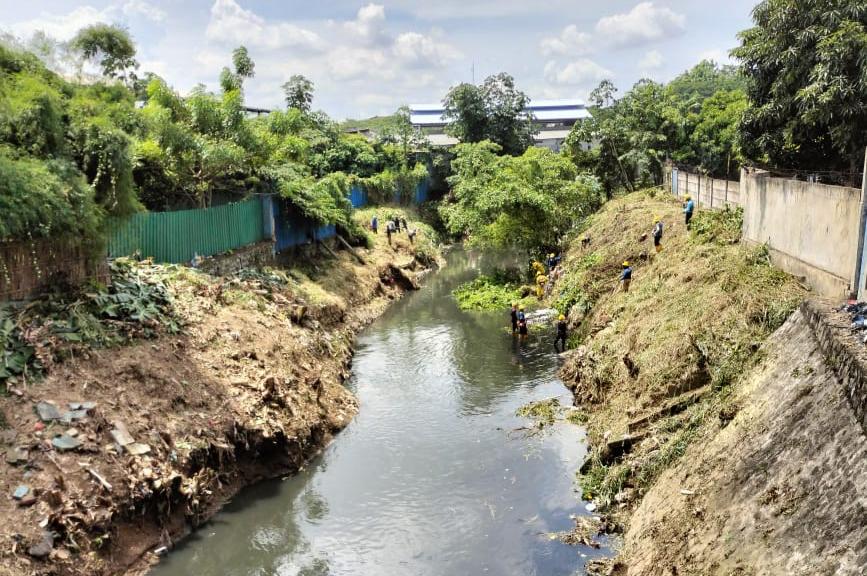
[741,169,863,299]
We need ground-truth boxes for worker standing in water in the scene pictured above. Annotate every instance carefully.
[517,305,528,339]
[652,216,664,253]
[683,195,695,228]
[554,314,568,352]
[510,303,519,334]
[616,261,633,293]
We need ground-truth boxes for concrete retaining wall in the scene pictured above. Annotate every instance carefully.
[198,240,275,276]
[802,300,867,437]
[741,169,862,299]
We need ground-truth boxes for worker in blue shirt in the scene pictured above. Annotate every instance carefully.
[683,195,695,228]
[616,261,633,293]
[371,214,378,234]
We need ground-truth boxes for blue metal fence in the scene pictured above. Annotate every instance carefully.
[272,201,337,253]
[349,185,368,208]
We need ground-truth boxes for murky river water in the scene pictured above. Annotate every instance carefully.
[150,249,605,576]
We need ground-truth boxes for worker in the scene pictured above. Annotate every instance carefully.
[683,195,695,228]
[400,217,408,231]
[546,253,557,272]
[371,214,378,234]
[554,314,568,352]
[386,219,395,246]
[510,302,518,334]
[535,273,548,299]
[517,305,528,339]
[408,227,417,244]
[531,260,545,278]
[617,261,632,293]
[652,216,664,253]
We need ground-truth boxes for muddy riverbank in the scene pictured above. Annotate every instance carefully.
[0,224,437,576]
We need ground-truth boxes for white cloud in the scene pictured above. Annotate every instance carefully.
[540,25,593,56]
[638,49,664,70]
[205,0,324,51]
[122,0,166,23]
[343,3,390,47]
[392,32,461,68]
[544,58,612,86]
[7,6,113,41]
[595,2,686,49]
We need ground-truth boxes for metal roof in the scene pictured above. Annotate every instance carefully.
[410,98,590,126]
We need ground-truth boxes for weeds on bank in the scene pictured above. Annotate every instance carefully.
[1,258,179,388]
[516,398,561,426]
[453,267,535,311]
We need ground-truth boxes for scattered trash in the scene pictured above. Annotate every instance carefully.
[585,502,597,512]
[125,442,152,456]
[36,402,62,422]
[12,485,30,500]
[69,401,97,411]
[110,421,135,447]
[154,546,169,556]
[680,489,695,496]
[86,467,113,492]
[51,434,82,452]
[61,409,90,424]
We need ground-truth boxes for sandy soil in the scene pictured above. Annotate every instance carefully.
[0,228,438,576]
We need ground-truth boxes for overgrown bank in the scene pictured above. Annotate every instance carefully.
[0,221,440,576]
[548,193,807,570]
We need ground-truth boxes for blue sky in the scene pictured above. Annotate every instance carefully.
[1,1,758,119]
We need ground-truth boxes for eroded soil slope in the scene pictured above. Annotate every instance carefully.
[0,226,436,576]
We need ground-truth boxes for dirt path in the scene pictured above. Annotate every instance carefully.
[0,230,437,576]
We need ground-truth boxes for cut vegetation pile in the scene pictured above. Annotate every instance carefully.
[552,192,805,523]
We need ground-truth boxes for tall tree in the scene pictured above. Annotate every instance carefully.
[732,0,867,175]
[231,46,255,80]
[282,74,314,112]
[69,24,138,80]
[442,72,536,155]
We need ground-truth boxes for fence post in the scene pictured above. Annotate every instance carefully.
[725,178,729,206]
[710,177,714,209]
[855,147,867,300]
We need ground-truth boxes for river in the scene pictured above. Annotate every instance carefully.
[149,249,605,576]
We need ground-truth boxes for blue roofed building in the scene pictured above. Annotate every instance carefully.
[409,99,592,152]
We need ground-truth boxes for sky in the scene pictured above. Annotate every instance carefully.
[1,0,759,120]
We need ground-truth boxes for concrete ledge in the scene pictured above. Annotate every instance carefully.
[744,241,850,299]
[199,241,275,276]
[801,300,867,436]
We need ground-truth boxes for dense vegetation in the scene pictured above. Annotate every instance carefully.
[0,31,428,244]
[439,141,604,252]
[566,0,867,192]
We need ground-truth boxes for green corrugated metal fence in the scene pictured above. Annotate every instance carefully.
[107,198,266,263]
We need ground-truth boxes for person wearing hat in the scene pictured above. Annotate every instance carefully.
[517,305,528,338]
[616,261,633,293]
[652,216,664,253]
[683,195,695,228]
[554,313,568,352]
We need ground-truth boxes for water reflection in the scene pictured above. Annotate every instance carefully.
[150,249,606,576]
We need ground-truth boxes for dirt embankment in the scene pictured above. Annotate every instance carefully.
[0,224,438,576]
[549,192,846,573]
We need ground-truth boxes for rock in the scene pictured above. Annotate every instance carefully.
[125,442,151,456]
[51,434,82,452]
[6,447,28,465]
[12,485,30,500]
[36,402,62,422]
[18,494,37,507]
[110,421,135,447]
[585,502,597,512]
[0,429,18,445]
[28,531,54,559]
[65,428,79,438]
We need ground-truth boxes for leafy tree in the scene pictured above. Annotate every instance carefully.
[690,89,748,177]
[442,73,536,155]
[439,141,603,252]
[667,60,745,106]
[282,74,314,113]
[732,0,867,175]
[69,24,138,80]
[231,46,255,80]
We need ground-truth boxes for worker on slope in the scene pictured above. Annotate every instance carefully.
[386,219,395,246]
[554,314,568,352]
[371,214,378,234]
[546,253,557,272]
[652,216,664,253]
[683,195,695,229]
[616,261,633,293]
[535,273,548,299]
[510,302,519,334]
[517,305,528,339]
